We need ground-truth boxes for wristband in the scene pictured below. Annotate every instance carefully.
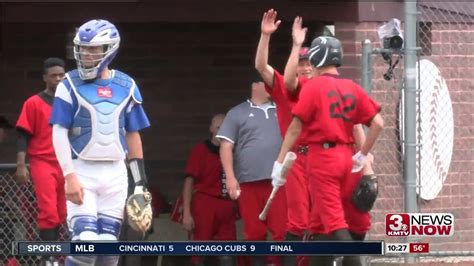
[129,158,148,187]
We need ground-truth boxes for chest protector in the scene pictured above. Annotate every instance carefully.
[66,70,136,161]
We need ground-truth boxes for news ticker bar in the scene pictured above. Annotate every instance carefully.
[15,241,385,256]
[14,241,430,256]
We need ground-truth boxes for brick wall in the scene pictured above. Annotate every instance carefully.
[417,21,474,252]
[1,16,471,253]
[0,20,313,200]
[336,20,474,252]
[0,22,77,164]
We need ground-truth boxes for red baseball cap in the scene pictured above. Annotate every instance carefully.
[299,47,310,61]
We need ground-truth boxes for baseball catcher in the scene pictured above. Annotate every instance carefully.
[50,19,151,266]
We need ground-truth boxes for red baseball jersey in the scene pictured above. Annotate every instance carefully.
[264,70,310,142]
[16,92,57,161]
[264,70,294,136]
[185,140,227,198]
[292,74,381,144]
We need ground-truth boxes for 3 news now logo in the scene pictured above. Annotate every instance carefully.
[386,213,454,237]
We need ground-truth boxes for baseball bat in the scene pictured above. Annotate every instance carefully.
[258,152,297,221]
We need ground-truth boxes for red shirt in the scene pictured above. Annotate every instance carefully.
[185,140,227,198]
[264,70,294,136]
[264,70,310,144]
[16,93,57,161]
[292,74,381,144]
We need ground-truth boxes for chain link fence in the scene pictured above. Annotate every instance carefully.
[414,0,474,261]
[363,1,474,265]
[362,39,407,266]
[0,164,69,266]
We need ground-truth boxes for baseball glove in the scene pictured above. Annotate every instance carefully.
[352,175,378,212]
[126,191,153,233]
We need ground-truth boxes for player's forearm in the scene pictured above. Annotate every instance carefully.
[353,124,375,174]
[126,131,143,159]
[52,124,75,176]
[16,152,27,166]
[182,177,194,216]
[362,160,375,175]
[255,33,275,87]
[284,44,302,92]
[277,117,301,162]
[353,124,366,150]
[220,142,237,180]
[255,33,271,71]
[361,114,384,155]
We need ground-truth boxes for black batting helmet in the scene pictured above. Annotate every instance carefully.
[308,36,343,68]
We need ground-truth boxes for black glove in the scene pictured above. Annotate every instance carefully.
[352,175,378,212]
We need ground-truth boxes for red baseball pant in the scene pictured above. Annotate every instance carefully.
[29,157,66,229]
[238,179,287,266]
[191,191,237,241]
[285,151,310,237]
[307,144,353,235]
[191,192,237,265]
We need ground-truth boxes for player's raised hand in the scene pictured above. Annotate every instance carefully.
[65,173,84,205]
[292,16,307,46]
[261,9,281,35]
[15,164,30,185]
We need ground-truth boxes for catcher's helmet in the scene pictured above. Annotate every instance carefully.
[308,36,343,68]
[74,19,120,80]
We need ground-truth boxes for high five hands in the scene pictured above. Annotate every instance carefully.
[261,9,281,35]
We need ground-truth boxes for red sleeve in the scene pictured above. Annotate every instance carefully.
[295,75,310,92]
[292,82,317,124]
[352,83,381,126]
[16,97,36,135]
[285,75,310,102]
[185,144,203,181]
[264,70,284,96]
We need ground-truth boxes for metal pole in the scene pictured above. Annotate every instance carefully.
[361,39,373,138]
[361,39,373,94]
[360,39,373,266]
[404,0,420,264]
